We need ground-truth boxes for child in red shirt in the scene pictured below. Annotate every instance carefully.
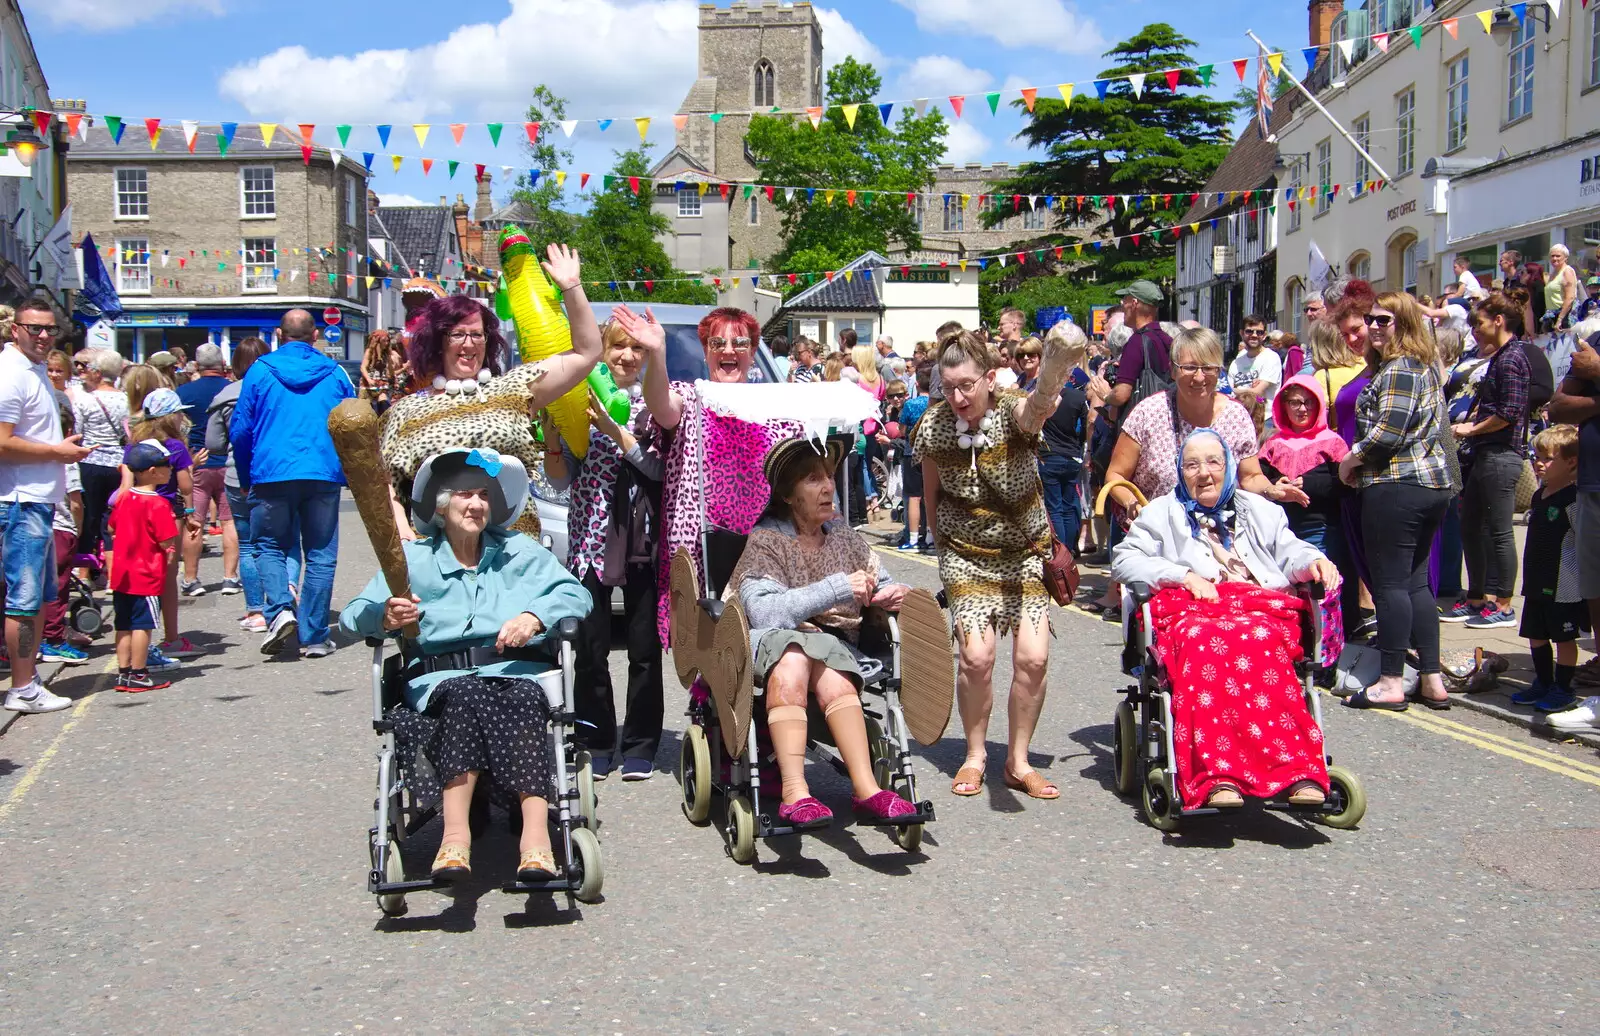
[109,443,180,692]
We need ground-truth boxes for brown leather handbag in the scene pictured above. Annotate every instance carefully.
[1040,532,1080,606]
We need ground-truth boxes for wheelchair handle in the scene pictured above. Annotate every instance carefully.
[1126,581,1152,606]
[555,616,581,641]
[1299,580,1326,601]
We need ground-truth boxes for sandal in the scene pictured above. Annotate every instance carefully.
[1206,783,1244,808]
[1003,768,1061,800]
[430,842,471,882]
[950,764,985,796]
[1286,780,1326,806]
[517,847,558,882]
[1342,688,1409,712]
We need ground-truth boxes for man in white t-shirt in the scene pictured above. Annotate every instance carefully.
[0,296,91,713]
[1448,256,1487,305]
[1228,315,1283,416]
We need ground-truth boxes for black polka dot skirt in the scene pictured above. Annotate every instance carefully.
[393,674,557,803]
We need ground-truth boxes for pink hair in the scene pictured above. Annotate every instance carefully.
[407,296,507,383]
[697,307,760,350]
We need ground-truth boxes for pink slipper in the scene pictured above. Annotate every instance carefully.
[777,796,833,829]
[854,789,917,820]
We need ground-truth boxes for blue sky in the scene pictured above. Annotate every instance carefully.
[28,0,1310,208]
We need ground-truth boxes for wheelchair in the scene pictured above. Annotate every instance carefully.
[668,527,952,865]
[365,616,603,915]
[1111,580,1367,833]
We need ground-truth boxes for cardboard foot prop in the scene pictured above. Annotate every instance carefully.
[328,399,420,638]
[708,599,754,759]
[670,548,715,687]
[896,588,956,746]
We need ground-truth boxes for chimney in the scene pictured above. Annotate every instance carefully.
[1308,0,1341,50]
[475,170,493,222]
[439,195,447,207]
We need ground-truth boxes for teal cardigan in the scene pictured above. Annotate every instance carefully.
[340,528,593,710]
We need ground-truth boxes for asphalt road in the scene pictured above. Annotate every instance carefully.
[3,498,1599,1034]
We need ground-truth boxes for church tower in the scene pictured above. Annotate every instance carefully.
[675,1,823,268]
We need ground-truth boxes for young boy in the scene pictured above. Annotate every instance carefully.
[108,442,180,692]
[1510,425,1588,714]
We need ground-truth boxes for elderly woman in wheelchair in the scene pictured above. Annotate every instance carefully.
[341,447,591,885]
[1110,429,1365,828]
[726,436,921,828]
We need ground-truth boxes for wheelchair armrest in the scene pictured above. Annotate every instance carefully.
[554,616,581,642]
[365,636,387,649]
[1299,581,1326,602]
[1126,581,1152,606]
[697,597,725,621]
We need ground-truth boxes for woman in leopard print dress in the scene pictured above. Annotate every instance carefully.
[915,324,1083,801]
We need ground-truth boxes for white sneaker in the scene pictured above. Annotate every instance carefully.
[1546,696,1600,732]
[261,611,299,655]
[4,680,72,714]
[301,639,336,659]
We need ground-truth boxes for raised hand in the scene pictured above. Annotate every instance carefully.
[540,243,582,292]
[612,303,666,354]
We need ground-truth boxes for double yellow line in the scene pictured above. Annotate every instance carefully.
[1374,701,1600,788]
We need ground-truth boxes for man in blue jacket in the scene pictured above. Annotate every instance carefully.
[231,310,355,657]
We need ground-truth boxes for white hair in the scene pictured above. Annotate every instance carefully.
[93,349,125,379]
[876,334,893,348]
[1551,243,1571,259]
[1104,324,1133,355]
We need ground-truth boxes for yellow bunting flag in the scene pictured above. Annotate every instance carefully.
[555,170,567,187]
[635,117,650,141]
[391,155,403,173]
[365,276,375,288]
[1058,84,1074,108]
[1267,53,1283,77]
[1475,10,1494,33]
[959,260,968,272]
[260,123,277,147]
[148,127,162,150]
[825,189,836,205]
[841,104,860,129]
[1073,243,1083,256]
[697,181,709,196]
[412,124,429,148]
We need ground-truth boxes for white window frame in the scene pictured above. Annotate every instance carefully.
[1350,253,1372,281]
[677,188,701,218]
[747,195,759,226]
[1591,6,1600,88]
[1395,87,1415,177]
[1315,139,1333,216]
[1287,163,1302,233]
[1402,239,1419,295]
[240,166,276,219]
[942,196,964,232]
[1508,18,1535,123]
[242,237,277,294]
[1352,115,1371,186]
[1446,55,1469,153]
[116,237,151,294]
[114,167,149,220]
[1285,279,1304,338]
[343,176,358,227]
[346,250,358,299]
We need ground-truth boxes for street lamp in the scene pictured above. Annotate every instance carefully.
[1,120,42,168]
[1488,1,1552,43]
[1273,151,1311,175]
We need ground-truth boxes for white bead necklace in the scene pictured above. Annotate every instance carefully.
[955,408,998,469]
[432,368,494,397]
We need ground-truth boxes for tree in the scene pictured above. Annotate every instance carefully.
[1230,44,1295,119]
[987,24,1236,291]
[506,84,578,251]
[978,266,1118,332]
[745,57,947,284]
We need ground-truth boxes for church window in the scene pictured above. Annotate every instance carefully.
[753,59,775,108]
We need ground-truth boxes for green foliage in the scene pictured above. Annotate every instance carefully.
[504,85,711,305]
[987,24,1235,292]
[745,57,948,288]
[978,265,1120,331]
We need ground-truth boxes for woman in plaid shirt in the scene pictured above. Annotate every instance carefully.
[1338,292,1454,711]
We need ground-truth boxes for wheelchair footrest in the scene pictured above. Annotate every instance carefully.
[855,800,935,827]
[756,815,825,838]
[370,876,452,895]
[500,877,576,895]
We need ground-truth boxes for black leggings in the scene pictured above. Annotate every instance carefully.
[1461,445,1522,600]
[76,463,122,557]
[573,564,663,761]
[1362,481,1451,677]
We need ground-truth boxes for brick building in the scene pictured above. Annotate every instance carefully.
[68,122,373,359]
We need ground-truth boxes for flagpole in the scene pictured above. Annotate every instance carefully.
[1246,29,1392,183]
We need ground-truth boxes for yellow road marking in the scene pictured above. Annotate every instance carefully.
[1379,707,1600,788]
[1406,709,1600,777]
[0,659,114,825]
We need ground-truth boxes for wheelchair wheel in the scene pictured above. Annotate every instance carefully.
[375,838,407,916]
[680,724,713,825]
[865,715,890,788]
[1142,767,1180,832]
[1318,765,1367,830]
[727,793,757,864]
[575,750,599,833]
[569,826,604,903]
[1112,701,1138,796]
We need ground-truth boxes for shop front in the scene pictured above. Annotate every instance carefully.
[1447,132,1600,285]
[110,302,369,361]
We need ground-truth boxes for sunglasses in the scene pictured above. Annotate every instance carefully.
[708,336,752,352]
[1363,314,1395,328]
[886,393,907,400]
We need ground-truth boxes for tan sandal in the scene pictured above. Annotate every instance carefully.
[951,764,985,796]
[1206,784,1244,808]
[1286,780,1326,806]
[517,847,558,882]
[431,842,471,881]
[1003,768,1060,800]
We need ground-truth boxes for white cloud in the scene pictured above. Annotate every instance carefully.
[815,7,889,72]
[218,0,699,124]
[889,0,1105,55]
[37,0,222,30]
[897,55,994,99]
[376,193,428,208]
[940,122,991,164]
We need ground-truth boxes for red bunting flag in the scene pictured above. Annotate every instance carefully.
[901,265,911,276]
[787,273,798,285]
[1015,251,1026,264]
[1233,58,1249,82]
[764,184,775,202]
[1054,246,1064,259]
[298,123,315,145]
[846,190,856,207]
[144,117,161,139]
[580,172,591,189]
[718,182,729,199]
[300,145,312,165]
[525,122,540,144]
[644,280,654,294]
[65,113,82,137]
[421,158,434,175]
[474,163,486,181]
[948,95,965,118]
[628,176,640,194]
[825,271,835,281]
[1012,194,1022,212]
[1131,234,1142,247]
[31,111,50,136]
[906,191,916,207]
[1020,88,1038,112]
[1165,69,1181,92]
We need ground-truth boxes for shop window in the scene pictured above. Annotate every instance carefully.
[117,238,150,294]
[241,167,275,218]
[1446,56,1469,152]
[1395,87,1415,176]
[242,237,277,293]
[115,168,148,218]
[1508,18,1535,122]
[1352,115,1371,185]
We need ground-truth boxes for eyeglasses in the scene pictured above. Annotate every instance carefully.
[1174,363,1222,377]
[945,377,985,398]
[708,336,752,353]
[1363,314,1395,328]
[1180,457,1226,475]
[18,323,60,338]
[446,329,487,344]
[1241,328,1266,337]
[1283,396,1313,410]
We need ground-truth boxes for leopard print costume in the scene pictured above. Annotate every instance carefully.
[914,388,1052,640]
[380,361,548,537]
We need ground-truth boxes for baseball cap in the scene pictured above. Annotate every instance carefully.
[147,350,177,369]
[1118,280,1163,305]
[1587,276,1600,287]
[140,387,185,418]
[125,439,172,472]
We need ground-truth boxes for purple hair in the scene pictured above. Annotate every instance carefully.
[407,295,507,383]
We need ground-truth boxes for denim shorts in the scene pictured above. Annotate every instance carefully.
[1,500,58,617]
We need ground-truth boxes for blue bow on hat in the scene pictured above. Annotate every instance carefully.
[466,448,502,478]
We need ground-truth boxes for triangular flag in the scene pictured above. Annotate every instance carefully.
[1443,17,1459,38]
[335,124,351,148]
[361,152,374,172]
[1373,33,1389,53]
[1233,58,1249,81]
[485,123,503,147]
[1476,10,1494,33]
[66,112,84,140]
[697,181,709,196]
[1337,39,1355,64]
[1266,53,1283,77]
[1128,73,1145,99]
[29,110,50,138]
[218,122,237,155]
[421,158,433,176]
[841,104,860,129]
[985,92,1001,115]
[1093,80,1109,101]
[806,106,823,129]
[596,119,613,132]
[297,123,314,145]
[330,148,343,168]
[948,95,965,118]
[391,155,403,173]
[527,169,539,186]
[1408,25,1423,48]
[672,114,688,132]
[913,98,929,117]
[878,102,894,124]
[1302,47,1319,72]
[1548,0,1561,17]
[628,176,641,194]
[1164,70,1180,92]
[475,163,486,182]
[448,159,459,178]
[375,124,390,148]
[559,120,577,138]
[412,124,429,148]
[1511,2,1528,24]
[555,171,567,187]
[579,172,589,189]
[300,145,312,165]
[764,184,775,202]
[517,122,538,146]
[449,123,465,145]
[634,117,650,141]
[146,121,162,150]
[176,119,199,153]
[105,116,126,145]
[1020,87,1038,111]
[1197,64,1215,87]
[1058,84,1074,108]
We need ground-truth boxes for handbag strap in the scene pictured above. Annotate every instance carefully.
[92,392,125,445]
